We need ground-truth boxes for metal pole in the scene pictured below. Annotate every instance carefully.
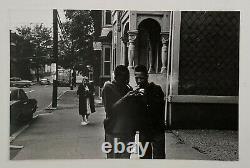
[52,9,58,108]
[70,68,73,90]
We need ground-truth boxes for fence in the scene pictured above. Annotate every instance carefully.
[178,11,239,96]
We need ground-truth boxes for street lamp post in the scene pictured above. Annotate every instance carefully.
[52,9,58,108]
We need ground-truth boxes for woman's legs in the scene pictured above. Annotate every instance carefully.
[81,115,88,125]
[84,115,89,122]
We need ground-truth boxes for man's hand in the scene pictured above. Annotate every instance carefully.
[123,90,145,99]
[124,91,136,98]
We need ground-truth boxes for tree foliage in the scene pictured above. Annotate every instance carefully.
[14,24,53,80]
[16,24,53,62]
[61,10,95,72]
[10,32,33,79]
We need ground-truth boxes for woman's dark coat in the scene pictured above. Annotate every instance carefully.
[77,83,95,115]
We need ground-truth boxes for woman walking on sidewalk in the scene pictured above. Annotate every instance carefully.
[77,77,95,126]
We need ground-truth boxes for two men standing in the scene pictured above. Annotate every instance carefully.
[102,65,165,159]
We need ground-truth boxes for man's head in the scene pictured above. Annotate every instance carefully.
[134,65,148,88]
[114,65,130,85]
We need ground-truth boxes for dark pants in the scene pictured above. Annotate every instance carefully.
[105,133,135,159]
[139,132,165,159]
[89,95,95,113]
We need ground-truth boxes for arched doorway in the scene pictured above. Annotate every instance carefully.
[137,18,161,73]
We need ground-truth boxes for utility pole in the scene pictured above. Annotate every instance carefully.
[52,9,58,108]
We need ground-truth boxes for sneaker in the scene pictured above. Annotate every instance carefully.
[84,116,89,123]
[81,121,88,126]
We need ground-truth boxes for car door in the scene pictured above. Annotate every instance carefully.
[10,89,24,125]
[18,89,33,122]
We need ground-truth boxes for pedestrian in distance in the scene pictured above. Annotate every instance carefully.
[134,65,166,159]
[102,65,135,159]
[77,77,95,126]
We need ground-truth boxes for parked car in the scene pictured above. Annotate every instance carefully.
[10,77,21,87]
[40,78,51,85]
[10,77,33,88]
[10,87,37,125]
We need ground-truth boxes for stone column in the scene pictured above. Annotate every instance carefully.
[121,36,128,65]
[127,30,138,70]
[160,32,169,73]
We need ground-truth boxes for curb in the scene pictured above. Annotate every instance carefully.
[45,90,69,110]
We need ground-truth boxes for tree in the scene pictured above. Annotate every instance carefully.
[10,31,33,80]
[90,10,102,41]
[90,10,102,85]
[62,10,95,75]
[15,24,53,81]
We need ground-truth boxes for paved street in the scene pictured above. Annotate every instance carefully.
[22,85,69,112]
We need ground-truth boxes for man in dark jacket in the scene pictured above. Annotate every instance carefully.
[102,65,134,159]
[134,65,166,159]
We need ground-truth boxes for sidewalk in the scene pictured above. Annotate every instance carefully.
[11,90,210,160]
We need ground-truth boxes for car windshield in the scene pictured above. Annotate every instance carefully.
[10,77,21,81]
[10,89,29,101]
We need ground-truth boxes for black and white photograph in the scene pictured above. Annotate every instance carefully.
[1,0,250,168]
